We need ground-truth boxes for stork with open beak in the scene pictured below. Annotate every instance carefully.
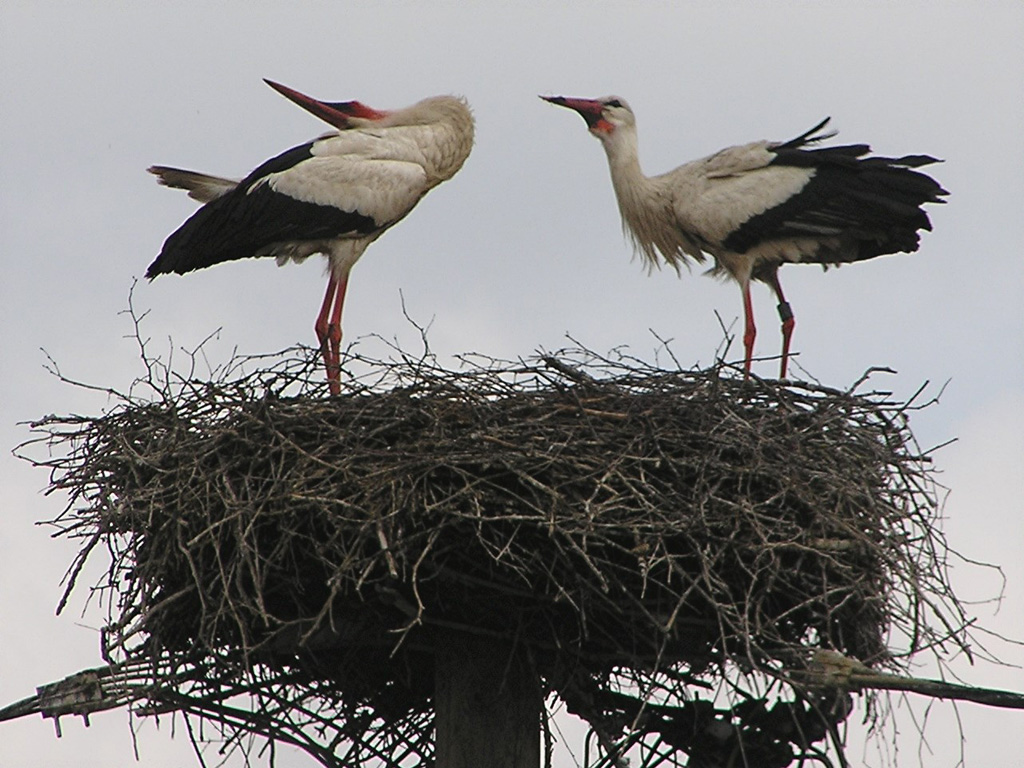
[147,79,474,394]
[542,95,947,379]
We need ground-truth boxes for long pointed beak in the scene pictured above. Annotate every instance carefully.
[264,79,390,129]
[540,95,606,129]
[264,79,355,129]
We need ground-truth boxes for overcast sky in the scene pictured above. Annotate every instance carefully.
[2,3,1023,767]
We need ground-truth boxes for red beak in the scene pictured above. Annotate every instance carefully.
[264,79,387,129]
[540,95,607,130]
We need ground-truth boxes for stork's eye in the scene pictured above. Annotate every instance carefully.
[605,99,623,109]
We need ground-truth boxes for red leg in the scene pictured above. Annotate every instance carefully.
[314,275,346,395]
[765,270,795,379]
[315,275,337,349]
[326,277,348,394]
[741,280,756,379]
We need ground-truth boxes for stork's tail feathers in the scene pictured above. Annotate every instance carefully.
[148,166,238,203]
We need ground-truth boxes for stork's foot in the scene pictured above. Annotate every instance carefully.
[742,328,756,380]
[324,362,341,396]
[315,321,342,396]
[327,323,342,395]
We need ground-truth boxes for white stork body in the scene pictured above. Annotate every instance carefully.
[542,95,947,378]
[148,80,474,394]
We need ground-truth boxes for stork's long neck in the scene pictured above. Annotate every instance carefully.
[599,126,678,270]
[432,118,474,184]
[402,98,475,186]
[602,125,653,210]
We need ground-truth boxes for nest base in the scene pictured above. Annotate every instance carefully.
[18,342,969,768]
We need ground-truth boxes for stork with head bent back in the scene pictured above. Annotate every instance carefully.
[541,95,947,379]
[147,80,474,394]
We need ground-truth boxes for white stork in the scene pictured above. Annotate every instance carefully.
[541,95,947,379]
[147,80,474,394]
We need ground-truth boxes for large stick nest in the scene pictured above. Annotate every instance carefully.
[24,338,967,767]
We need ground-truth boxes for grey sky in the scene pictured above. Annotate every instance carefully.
[2,3,1023,766]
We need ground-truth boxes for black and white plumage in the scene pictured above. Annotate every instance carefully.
[542,95,948,378]
[147,79,474,394]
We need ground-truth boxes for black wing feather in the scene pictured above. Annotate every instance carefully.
[723,122,947,259]
[237,142,318,187]
[147,143,379,277]
[773,116,836,150]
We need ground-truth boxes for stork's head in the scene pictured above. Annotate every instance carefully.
[264,79,390,129]
[540,95,635,141]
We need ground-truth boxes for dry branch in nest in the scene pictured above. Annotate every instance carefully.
[17,335,977,768]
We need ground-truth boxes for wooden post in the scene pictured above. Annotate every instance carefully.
[434,630,541,768]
